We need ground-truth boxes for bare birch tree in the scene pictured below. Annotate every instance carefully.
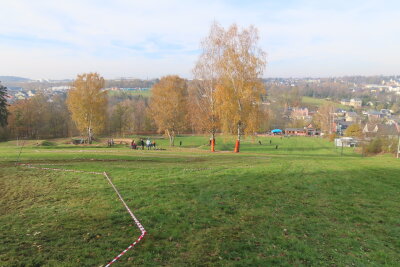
[191,23,225,151]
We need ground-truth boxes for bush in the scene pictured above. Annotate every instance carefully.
[381,137,398,154]
[365,138,382,154]
[40,140,56,146]
[328,133,337,142]
[344,124,363,138]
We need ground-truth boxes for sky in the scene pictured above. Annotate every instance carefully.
[1,0,399,80]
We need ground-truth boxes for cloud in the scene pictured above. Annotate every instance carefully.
[0,0,399,79]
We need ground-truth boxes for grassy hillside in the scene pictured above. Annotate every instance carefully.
[108,89,151,98]
[302,96,350,109]
[1,136,399,266]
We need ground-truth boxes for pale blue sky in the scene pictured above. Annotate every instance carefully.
[1,0,399,79]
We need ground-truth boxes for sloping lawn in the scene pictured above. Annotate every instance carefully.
[1,137,399,266]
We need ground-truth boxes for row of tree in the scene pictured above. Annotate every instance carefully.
[66,23,267,150]
[0,89,156,142]
[0,22,268,152]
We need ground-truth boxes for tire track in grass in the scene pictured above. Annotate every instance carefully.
[18,163,146,266]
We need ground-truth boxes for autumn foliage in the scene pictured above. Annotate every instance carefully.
[67,73,107,143]
[2,22,268,152]
[149,75,188,146]
[345,124,363,138]
[192,22,267,152]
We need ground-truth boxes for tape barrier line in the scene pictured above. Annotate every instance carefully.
[18,163,146,266]
[103,172,146,267]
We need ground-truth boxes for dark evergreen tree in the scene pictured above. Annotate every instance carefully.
[0,82,9,127]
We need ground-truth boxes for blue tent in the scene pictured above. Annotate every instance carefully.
[271,129,283,133]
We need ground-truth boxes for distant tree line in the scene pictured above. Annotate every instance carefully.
[298,82,352,100]
[105,78,158,89]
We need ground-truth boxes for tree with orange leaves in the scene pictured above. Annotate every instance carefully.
[212,23,267,152]
[67,73,107,144]
[192,22,266,152]
[149,75,188,146]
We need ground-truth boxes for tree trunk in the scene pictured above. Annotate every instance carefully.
[166,129,175,146]
[87,127,92,144]
[211,132,216,152]
[234,122,241,153]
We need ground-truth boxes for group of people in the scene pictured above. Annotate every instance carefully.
[131,138,156,150]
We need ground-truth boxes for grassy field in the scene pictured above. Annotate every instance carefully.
[302,96,350,110]
[1,136,399,266]
[108,90,151,98]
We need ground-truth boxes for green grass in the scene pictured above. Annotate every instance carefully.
[1,136,399,266]
[108,90,151,98]
[302,96,350,109]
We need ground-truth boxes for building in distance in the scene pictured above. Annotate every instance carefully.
[340,98,362,108]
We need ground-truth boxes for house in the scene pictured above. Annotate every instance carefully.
[366,101,374,107]
[386,115,399,126]
[335,121,354,135]
[334,137,358,147]
[386,118,399,126]
[291,107,309,120]
[380,109,391,117]
[340,98,362,108]
[285,128,307,136]
[14,91,27,100]
[305,124,320,136]
[341,99,350,106]
[349,98,362,108]
[363,123,399,138]
[366,110,384,121]
[334,108,347,117]
[27,90,36,97]
[345,111,359,122]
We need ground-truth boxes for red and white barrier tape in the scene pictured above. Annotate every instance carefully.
[19,163,146,266]
[103,172,146,267]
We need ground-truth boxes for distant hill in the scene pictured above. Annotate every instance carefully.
[0,76,31,82]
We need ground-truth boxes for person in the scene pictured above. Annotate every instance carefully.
[131,140,135,149]
[132,141,137,150]
[152,141,156,150]
[140,139,145,150]
[146,139,151,150]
